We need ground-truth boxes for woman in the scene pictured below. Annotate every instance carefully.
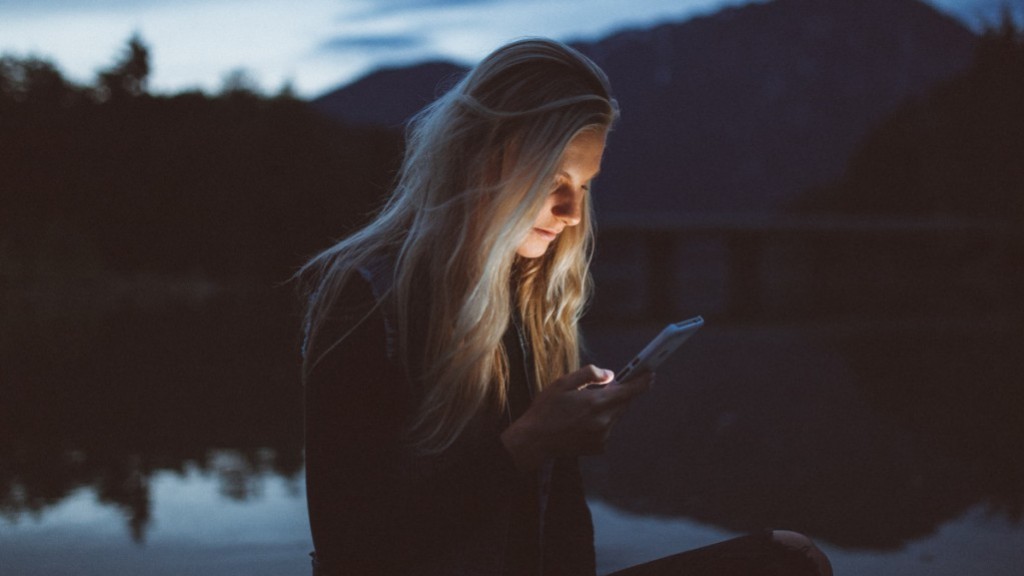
[298,38,831,576]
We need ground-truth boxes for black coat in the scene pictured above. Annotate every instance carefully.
[303,261,596,576]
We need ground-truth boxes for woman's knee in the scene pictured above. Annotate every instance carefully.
[770,530,832,576]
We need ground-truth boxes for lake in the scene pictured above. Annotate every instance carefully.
[2,281,1022,575]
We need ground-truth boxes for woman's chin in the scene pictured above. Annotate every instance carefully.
[516,241,550,259]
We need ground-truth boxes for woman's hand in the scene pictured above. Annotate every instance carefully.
[500,364,653,471]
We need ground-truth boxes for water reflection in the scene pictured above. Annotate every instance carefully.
[591,501,1024,576]
[0,286,304,543]
[2,276,1023,570]
[1,464,311,576]
[4,469,1023,576]
[581,319,1024,549]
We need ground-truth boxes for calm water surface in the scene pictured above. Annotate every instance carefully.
[2,287,1022,575]
[4,467,1023,575]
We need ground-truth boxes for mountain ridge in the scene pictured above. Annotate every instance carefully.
[314,0,977,215]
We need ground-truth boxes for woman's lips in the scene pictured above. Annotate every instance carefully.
[533,228,558,240]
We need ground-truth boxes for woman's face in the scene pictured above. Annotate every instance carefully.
[516,129,606,259]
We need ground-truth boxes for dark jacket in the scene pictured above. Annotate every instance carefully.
[303,259,596,576]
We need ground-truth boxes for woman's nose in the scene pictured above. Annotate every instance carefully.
[553,188,583,227]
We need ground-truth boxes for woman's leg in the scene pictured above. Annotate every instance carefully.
[606,530,832,576]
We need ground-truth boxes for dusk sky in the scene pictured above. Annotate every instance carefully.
[0,0,1011,99]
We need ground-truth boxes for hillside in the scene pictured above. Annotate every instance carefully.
[312,61,467,128]
[313,0,977,215]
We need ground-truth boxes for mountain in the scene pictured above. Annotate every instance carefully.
[312,61,467,128]
[313,0,977,215]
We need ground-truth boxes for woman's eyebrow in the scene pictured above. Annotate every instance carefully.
[557,169,601,180]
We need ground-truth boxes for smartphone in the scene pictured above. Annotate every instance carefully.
[616,316,704,383]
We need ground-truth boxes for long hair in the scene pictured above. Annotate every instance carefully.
[298,38,618,454]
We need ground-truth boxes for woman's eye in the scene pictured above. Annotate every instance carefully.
[549,179,592,195]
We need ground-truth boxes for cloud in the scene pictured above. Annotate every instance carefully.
[0,0,207,15]
[319,33,428,53]
[346,0,499,20]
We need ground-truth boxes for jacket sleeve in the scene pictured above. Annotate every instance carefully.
[543,456,597,576]
[303,276,530,575]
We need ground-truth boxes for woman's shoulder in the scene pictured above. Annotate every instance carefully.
[306,254,400,362]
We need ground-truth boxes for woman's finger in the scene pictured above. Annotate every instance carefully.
[551,364,614,391]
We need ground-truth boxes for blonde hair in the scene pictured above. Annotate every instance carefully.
[298,38,618,454]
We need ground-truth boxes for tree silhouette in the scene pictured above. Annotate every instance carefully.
[1,34,400,533]
[97,33,151,101]
[219,68,263,97]
[0,34,402,286]
[796,9,1024,219]
[0,55,82,107]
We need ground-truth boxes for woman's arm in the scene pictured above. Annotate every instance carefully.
[304,276,530,574]
[544,456,596,575]
[304,276,411,573]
